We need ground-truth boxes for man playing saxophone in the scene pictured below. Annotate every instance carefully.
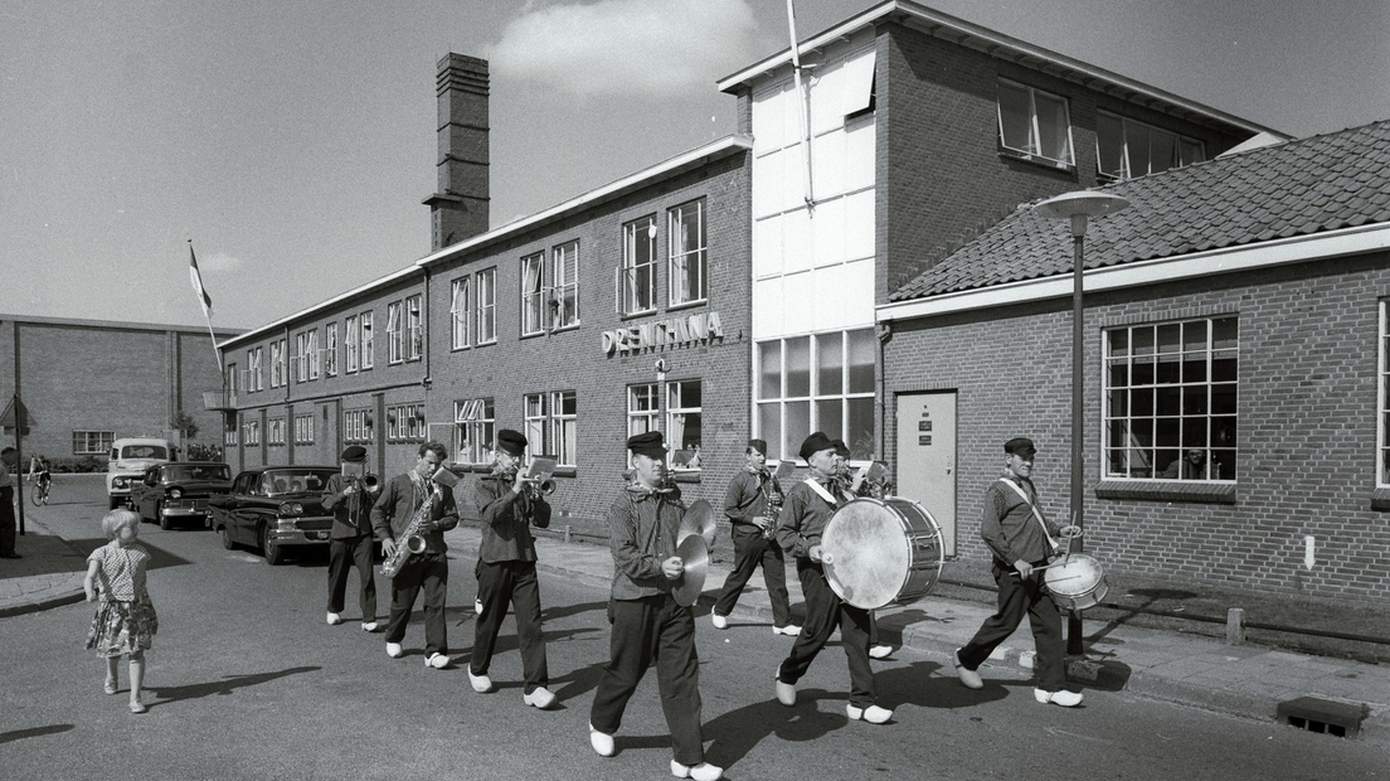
[371,441,459,669]
[469,429,557,709]
[710,438,798,636]
[321,445,380,632]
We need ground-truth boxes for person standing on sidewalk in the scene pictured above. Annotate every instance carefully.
[0,447,19,559]
[321,445,380,632]
[710,438,799,637]
[774,432,892,725]
[469,429,556,710]
[588,430,722,781]
[951,437,1083,707]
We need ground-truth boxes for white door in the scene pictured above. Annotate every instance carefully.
[895,391,957,556]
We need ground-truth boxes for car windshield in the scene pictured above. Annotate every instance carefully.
[121,446,168,459]
[166,465,230,482]
[260,469,334,496]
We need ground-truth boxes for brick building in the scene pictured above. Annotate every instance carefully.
[0,315,237,466]
[878,120,1390,600]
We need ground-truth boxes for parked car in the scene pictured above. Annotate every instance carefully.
[210,466,341,565]
[130,462,232,530]
[107,437,174,509]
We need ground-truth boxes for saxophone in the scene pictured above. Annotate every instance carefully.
[381,479,440,579]
[752,465,782,539]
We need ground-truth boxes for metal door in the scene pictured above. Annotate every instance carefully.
[895,391,957,556]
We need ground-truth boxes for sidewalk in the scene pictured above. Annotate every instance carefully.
[443,522,1390,744]
[0,519,89,618]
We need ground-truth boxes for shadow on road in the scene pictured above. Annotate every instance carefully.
[552,660,606,703]
[0,724,75,745]
[703,688,850,768]
[873,660,1011,710]
[147,665,321,707]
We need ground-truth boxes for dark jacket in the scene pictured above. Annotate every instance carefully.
[369,472,459,554]
[607,485,684,600]
[321,473,377,539]
[723,469,782,527]
[776,477,846,561]
[475,473,551,563]
[979,476,1061,565]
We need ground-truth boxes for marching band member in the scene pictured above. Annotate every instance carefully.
[469,429,556,709]
[588,431,722,781]
[775,432,892,724]
[831,439,894,660]
[371,441,459,669]
[951,437,1082,707]
[321,445,380,631]
[710,438,798,636]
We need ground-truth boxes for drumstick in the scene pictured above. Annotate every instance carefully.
[819,552,835,565]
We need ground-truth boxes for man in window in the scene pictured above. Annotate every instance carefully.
[1160,449,1207,479]
[711,438,798,637]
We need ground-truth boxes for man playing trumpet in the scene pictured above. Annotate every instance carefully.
[589,431,722,781]
[711,438,797,636]
[469,429,556,709]
[321,445,380,631]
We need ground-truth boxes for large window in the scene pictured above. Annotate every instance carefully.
[324,323,338,377]
[268,418,286,447]
[344,409,372,443]
[1103,317,1238,481]
[345,315,360,373]
[1097,112,1205,181]
[293,414,315,445]
[295,329,318,382]
[668,200,706,306]
[551,240,580,329]
[243,419,261,446]
[386,301,403,364]
[405,295,423,361]
[627,384,659,439]
[387,403,425,443]
[360,310,374,370]
[475,268,497,344]
[667,380,702,472]
[521,252,547,337]
[453,397,495,466]
[619,216,657,315]
[524,390,577,467]
[997,79,1073,167]
[244,348,264,392]
[72,430,114,455]
[450,276,470,349]
[755,329,875,461]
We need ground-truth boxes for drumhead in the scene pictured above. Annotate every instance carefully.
[1043,553,1104,597]
[822,498,910,609]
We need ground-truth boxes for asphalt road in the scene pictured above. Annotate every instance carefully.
[1,477,1384,780]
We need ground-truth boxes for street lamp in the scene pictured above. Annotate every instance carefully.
[1034,190,1131,656]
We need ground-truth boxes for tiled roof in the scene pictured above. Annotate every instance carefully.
[890,119,1390,302]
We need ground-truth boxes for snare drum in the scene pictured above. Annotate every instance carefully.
[821,497,945,610]
[1043,553,1109,612]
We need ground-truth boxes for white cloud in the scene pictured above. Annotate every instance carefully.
[490,0,758,97]
[200,252,242,273]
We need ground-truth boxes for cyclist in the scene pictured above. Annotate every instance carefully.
[27,454,52,505]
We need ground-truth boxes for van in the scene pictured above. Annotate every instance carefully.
[107,437,174,509]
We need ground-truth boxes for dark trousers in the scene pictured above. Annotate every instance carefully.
[0,488,15,556]
[326,535,377,620]
[384,552,447,656]
[957,560,1065,691]
[471,560,548,693]
[713,523,791,626]
[778,560,876,708]
[590,595,704,766]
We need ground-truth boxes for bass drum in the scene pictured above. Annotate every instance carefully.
[821,497,945,610]
[1043,553,1109,612]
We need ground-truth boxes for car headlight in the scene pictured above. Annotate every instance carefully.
[113,477,128,489]
[167,488,184,500]
[278,502,303,516]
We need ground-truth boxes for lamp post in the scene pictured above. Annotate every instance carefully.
[1034,190,1131,656]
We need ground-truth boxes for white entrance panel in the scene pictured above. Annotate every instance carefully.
[896,392,957,556]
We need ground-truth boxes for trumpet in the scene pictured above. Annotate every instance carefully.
[493,464,556,497]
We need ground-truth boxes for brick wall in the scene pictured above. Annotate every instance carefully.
[883,250,1390,601]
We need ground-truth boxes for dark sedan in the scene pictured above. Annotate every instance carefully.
[130,462,233,530]
[210,466,340,565]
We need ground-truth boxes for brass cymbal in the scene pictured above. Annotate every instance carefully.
[678,499,717,547]
[672,533,709,607]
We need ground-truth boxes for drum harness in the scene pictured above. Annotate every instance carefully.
[994,477,1059,560]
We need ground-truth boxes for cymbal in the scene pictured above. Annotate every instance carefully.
[678,499,717,547]
[672,533,709,608]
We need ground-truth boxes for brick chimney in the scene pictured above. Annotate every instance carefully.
[423,53,490,251]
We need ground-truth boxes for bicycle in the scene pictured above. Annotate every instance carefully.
[29,473,51,506]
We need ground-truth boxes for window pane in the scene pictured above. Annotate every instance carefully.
[1211,351,1237,382]
[1107,420,1128,449]
[1183,356,1207,383]
[1149,129,1177,174]
[816,333,843,395]
[816,399,843,444]
[1157,324,1181,354]
[1107,359,1129,388]
[998,82,1032,151]
[1033,92,1071,163]
[1156,418,1180,448]
[1132,358,1154,386]
[1106,448,1127,476]
[847,328,875,393]
[758,403,781,460]
[1107,328,1128,357]
[1108,390,1128,418]
[786,337,811,397]
[1157,354,1180,384]
[1156,386,1181,416]
[1131,388,1153,417]
[785,401,810,459]
[1180,139,1204,166]
[1212,450,1236,480]
[1132,326,1154,355]
[1211,384,1237,415]
[758,341,782,399]
[1212,416,1237,448]
[1126,122,1150,176]
[1182,417,1207,448]
[1182,321,1207,352]
[1097,113,1124,178]
[1212,317,1238,349]
[1182,385,1208,415]
[847,397,874,460]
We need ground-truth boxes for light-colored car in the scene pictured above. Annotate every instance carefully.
[106,437,174,509]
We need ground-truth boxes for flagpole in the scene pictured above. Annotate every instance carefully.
[188,240,224,379]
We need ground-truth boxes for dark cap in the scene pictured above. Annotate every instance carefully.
[627,430,666,459]
[340,445,368,463]
[747,438,768,456]
[799,431,835,462]
[496,429,527,458]
[1004,437,1037,458]
[831,439,850,458]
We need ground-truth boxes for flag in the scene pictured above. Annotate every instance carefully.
[189,242,214,319]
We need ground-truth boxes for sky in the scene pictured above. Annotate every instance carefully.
[2,0,1387,332]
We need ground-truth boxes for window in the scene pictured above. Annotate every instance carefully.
[227,362,239,397]
[268,418,286,446]
[405,295,423,361]
[627,384,659,439]
[755,329,875,461]
[269,338,286,388]
[360,310,374,369]
[1103,317,1238,481]
[1097,111,1205,181]
[521,252,547,336]
[552,241,580,329]
[668,200,706,306]
[387,403,425,443]
[307,329,320,380]
[345,315,360,373]
[619,216,657,315]
[997,79,1074,167]
[475,268,496,344]
[450,276,470,349]
[453,397,495,466]
[1379,303,1390,486]
[667,380,702,472]
[243,419,261,446]
[72,430,114,455]
[386,302,403,364]
[224,425,238,447]
[524,390,577,466]
[245,347,263,392]
[344,409,372,443]
[324,323,338,376]
[294,330,318,382]
[293,414,315,445]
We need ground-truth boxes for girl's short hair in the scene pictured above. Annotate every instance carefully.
[101,509,140,540]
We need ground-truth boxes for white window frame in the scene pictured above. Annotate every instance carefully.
[293,414,315,445]
[1096,110,1206,181]
[453,397,495,466]
[551,240,580,330]
[386,301,403,364]
[521,251,547,337]
[618,215,658,316]
[753,328,877,462]
[996,78,1075,168]
[524,390,577,467]
[268,418,286,446]
[324,323,338,377]
[667,379,702,472]
[475,268,497,344]
[1379,302,1389,487]
[360,310,374,369]
[405,295,423,361]
[344,409,372,443]
[72,430,114,455]
[224,425,239,447]
[345,316,360,373]
[307,329,320,380]
[270,339,286,388]
[668,199,707,307]
[450,276,470,350]
[243,419,261,446]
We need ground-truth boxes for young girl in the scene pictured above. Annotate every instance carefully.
[84,509,158,714]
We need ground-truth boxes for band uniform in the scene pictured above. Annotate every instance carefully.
[712,437,796,634]
[321,445,379,630]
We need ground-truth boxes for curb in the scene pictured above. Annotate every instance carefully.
[0,586,86,618]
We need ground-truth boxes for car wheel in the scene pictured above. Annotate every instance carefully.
[157,503,171,530]
[261,525,285,565]
[220,523,236,550]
